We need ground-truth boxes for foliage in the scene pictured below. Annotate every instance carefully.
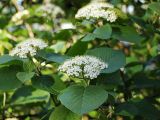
[0,0,160,120]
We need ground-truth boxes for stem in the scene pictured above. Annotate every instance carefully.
[50,94,60,106]
[81,67,90,87]
[120,70,131,101]
[85,79,90,86]
[6,32,17,41]
[2,92,6,120]
[29,57,42,76]
[33,60,42,76]
[25,23,34,38]
[83,80,88,87]
[12,0,20,10]
[82,79,90,87]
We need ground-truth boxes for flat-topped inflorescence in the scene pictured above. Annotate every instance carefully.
[75,2,117,22]
[58,55,108,79]
[10,38,47,58]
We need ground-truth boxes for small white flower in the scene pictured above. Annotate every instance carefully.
[58,55,108,79]
[10,38,47,58]
[75,2,117,22]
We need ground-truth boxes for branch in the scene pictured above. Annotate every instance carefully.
[2,92,6,120]
[25,23,34,38]
[120,70,132,101]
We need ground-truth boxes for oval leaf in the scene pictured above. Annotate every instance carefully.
[148,2,160,15]
[11,86,50,105]
[67,40,88,56]
[59,85,108,115]
[112,26,143,44]
[0,66,22,91]
[49,105,81,120]
[93,24,112,39]
[16,72,35,83]
[32,75,65,94]
[86,47,126,73]
[81,33,96,42]
[37,50,70,64]
[0,55,22,65]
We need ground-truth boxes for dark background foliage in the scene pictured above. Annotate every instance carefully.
[0,0,160,120]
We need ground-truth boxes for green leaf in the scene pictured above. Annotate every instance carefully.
[52,75,66,93]
[0,66,22,91]
[126,57,143,75]
[130,73,160,89]
[115,102,139,117]
[96,71,124,90]
[37,50,70,64]
[112,26,143,44]
[59,85,108,115]
[37,30,53,42]
[41,110,53,120]
[116,100,160,120]
[32,75,65,94]
[11,86,50,105]
[67,40,88,56]
[81,33,96,42]
[49,105,81,120]
[23,60,35,72]
[50,41,66,53]
[86,47,126,73]
[112,8,128,19]
[16,72,34,83]
[93,24,112,39]
[148,2,160,15]
[0,55,22,66]
[54,30,72,41]
[134,100,160,120]
[0,15,10,29]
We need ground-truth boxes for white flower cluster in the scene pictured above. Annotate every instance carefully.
[58,55,108,79]
[75,2,117,22]
[11,10,29,25]
[37,3,65,19]
[10,38,47,58]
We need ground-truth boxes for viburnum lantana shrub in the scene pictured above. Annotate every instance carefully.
[0,0,160,120]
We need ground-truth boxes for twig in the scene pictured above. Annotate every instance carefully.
[25,23,34,38]
[50,94,60,106]
[29,57,42,76]
[120,70,132,101]
[2,92,6,120]
[6,32,17,41]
